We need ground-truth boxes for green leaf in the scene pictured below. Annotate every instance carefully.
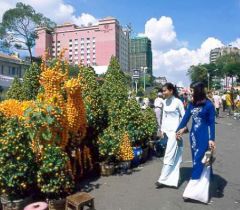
[41,128,52,141]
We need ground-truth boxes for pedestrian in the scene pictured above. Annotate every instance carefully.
[226,90,233,116]
[207,91,214,104]
[235,90,240,108]
[176,82,216,204]
[213,91,221,118]
[221,92,227,112]
[155,83,185,188]
[154,92,164,131]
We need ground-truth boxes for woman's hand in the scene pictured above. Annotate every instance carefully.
[209,140,216,151]
[176,128,185,140]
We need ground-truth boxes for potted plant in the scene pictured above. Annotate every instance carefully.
[98,126,121,176]
[37,145,74,210]
[140,107,158,162]
[117,132,134,174]
[0,118,37,210]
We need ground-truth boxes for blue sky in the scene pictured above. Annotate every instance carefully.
[66,0,240,48]
[1,0,240,85]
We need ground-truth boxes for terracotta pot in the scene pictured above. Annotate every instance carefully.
[100,162,115,176]
[1,196,32,210]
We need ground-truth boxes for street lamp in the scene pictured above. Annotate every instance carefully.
[141,67,148,92]
[132,69,140,93]
[207,73,210,90]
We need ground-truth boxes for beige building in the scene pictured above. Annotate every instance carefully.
[0,53,29,88]
[210,46,240,63]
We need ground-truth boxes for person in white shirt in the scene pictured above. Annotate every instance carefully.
[213,92,222,117]
[154,92,164,130]
[156,83,185,188]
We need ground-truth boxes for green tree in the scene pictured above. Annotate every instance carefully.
[6,77,23,100]
[188,64,208,86]
[216,53,240,86]
[118,99,144,145]
[0,3,55,62]
[22,63,41,100]
[79,66,105,136]
[100,56,128,123]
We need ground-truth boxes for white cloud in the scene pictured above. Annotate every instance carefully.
[140,16,227,86]
[139,16,187,51]
[230,38,240,48]
[0,0,98,26]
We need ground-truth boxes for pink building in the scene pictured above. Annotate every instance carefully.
[35,17,130,74]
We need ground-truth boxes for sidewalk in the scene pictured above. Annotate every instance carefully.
[80,116,240,210]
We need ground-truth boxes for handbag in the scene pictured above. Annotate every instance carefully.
[201,148,215,166]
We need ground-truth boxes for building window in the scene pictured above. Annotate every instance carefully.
[69,44,72,47]
[11,67,16,75]
[69,39,72,42]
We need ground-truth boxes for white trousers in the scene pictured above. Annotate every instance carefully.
[183,166,211,203]
[158,132,183,187]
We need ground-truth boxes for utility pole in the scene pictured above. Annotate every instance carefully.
[141,66,148,92]
[207,73,210,90]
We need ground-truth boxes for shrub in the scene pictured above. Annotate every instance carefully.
[0,118,37,200]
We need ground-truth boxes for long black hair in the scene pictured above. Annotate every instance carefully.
[191,82,207,105]
[163,83,178,98]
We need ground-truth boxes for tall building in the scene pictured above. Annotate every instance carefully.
[210,46,240,63]
[130,37,152,75]
[35,17,130,74]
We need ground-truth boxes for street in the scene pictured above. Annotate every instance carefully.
[80,114,240,210]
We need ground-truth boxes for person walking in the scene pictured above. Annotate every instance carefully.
[226,91,233,116]
[176,82,216,204]
[236,90,240,108]
[221,92,227,112]
[213,91,221,118]
[154,92,164,131]
[155,83,185,188]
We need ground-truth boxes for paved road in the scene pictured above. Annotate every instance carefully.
[80,115,240,210]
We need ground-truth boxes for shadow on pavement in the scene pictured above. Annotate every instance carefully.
[179,167,192,187]
[77,175,102,193]
[210,174,227,199]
